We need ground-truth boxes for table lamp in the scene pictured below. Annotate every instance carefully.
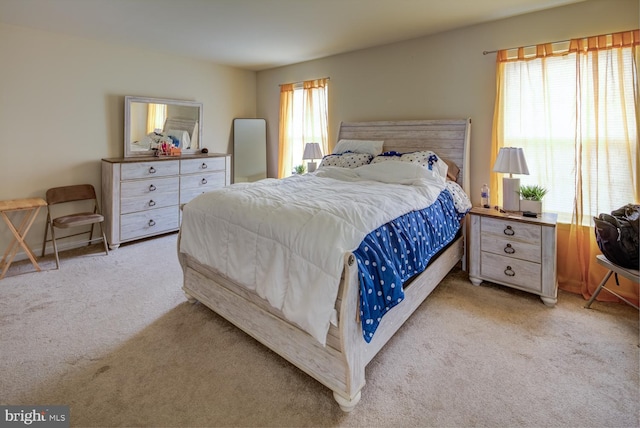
[493,147,529,211]
[303,142,323,173]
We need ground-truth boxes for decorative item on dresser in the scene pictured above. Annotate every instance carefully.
[101,154,230,249]
[468,206,558,306]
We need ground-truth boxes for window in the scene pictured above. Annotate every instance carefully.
[278,78,329,178]
[493,33,638,224]
[146,103,166,134]
[491,30,639,302]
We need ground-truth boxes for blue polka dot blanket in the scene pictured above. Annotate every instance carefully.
[354,188,467,342]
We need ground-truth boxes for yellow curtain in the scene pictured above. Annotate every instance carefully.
[278,84,294,179]
[146,103,166,134]
[491,30,639,304]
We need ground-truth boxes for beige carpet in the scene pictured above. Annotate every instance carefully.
[1,233,638,427]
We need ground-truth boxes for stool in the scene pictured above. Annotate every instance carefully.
[0,198,47,279]
[585,254,640,310]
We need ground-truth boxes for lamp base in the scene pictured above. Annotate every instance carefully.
[502,177,520,211]
[307,161,317,173]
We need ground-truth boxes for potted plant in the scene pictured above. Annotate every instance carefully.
[518,184,548,214]
[293,164,306,175]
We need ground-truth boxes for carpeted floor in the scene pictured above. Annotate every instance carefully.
[1,233,638,427]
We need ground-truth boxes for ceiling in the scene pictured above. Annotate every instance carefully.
[0,0,585,71]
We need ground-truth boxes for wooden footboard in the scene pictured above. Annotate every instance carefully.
[178,233,464,411]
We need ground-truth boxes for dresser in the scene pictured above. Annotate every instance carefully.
[101,154,231,249]
[468,207,558,306]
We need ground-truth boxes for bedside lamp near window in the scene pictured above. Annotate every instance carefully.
[493,147,529,211]
[303,142,323,173]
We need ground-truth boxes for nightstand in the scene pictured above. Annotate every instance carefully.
[468,207,558,306]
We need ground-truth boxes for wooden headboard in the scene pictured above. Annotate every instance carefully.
[336,119,471,192]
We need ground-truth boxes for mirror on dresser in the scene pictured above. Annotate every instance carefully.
[233,118,267,183]
[125,96,203,157]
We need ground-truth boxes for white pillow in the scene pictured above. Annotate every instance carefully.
[356,161,444,185]
[399,151,449,180]
[332,139,384,156]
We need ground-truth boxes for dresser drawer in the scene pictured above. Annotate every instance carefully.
[120,177,179,214]
[180,172,226,204]
[481,235,541,263]
[480,251,542,293]
[180,157,226,174]
[120,206,179,241]
[481,216,541,244]
[121,160,180,180]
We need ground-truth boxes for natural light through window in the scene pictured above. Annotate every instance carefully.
[499,42,637,224]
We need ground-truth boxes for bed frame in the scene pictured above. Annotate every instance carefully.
[178,119,471,411]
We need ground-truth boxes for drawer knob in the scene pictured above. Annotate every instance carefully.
[504,243,515,254]
[504,266,515,276]
[201,162,208,169]
[149,184,156,191]
[503,225,515,236]
[148,219,156,227]
[201,178,208,185]
[149,199,156,207]
[149,166,156,174]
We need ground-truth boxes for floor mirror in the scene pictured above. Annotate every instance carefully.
[233,118,267,183]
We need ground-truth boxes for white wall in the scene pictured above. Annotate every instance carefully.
[256,0,638,204]
[0,23,256,257]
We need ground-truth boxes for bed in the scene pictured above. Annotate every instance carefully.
[177,119,471,411]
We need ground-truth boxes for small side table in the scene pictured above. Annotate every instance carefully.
[468,207,558,306]
[0,198,47,279]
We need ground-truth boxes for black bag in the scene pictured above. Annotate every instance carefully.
[593,204,640,269]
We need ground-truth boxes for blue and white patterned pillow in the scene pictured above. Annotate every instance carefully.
[370,151,402,164]
[319,152,374,168]
[399,151,439,169]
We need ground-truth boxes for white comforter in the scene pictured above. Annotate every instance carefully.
[179,162,449,345]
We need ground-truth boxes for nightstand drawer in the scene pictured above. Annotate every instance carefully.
[481,235,541,263]
[481,252,542,292]
[481,216,541,244]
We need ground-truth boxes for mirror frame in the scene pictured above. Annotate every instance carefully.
[124,95,203,157]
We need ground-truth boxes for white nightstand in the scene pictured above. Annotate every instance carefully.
[468,207,558,306]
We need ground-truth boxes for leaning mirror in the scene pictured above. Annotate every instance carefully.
[124,96,203,157]
[233,118,267,183]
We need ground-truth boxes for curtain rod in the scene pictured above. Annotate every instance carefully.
[278,77,330,87]
[482,29,638,55]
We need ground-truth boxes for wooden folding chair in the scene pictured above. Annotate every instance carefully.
[41,184,109,269]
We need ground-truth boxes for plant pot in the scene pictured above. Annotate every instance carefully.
[520,199,542,214]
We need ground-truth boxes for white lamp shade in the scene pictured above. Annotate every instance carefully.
[303,142,323,160]
[493,147,530,176]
